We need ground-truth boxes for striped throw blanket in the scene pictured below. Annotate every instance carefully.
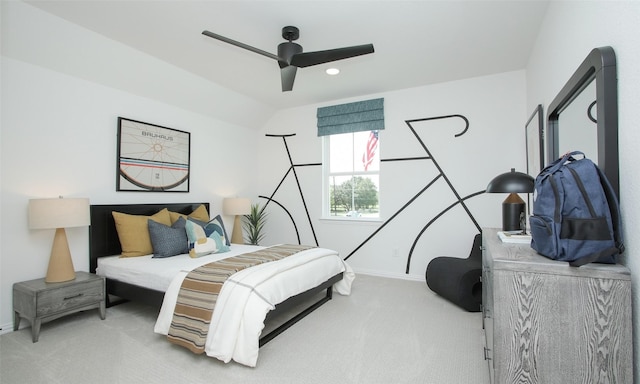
[167,244,315,354]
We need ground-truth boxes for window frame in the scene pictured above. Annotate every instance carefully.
[322,131,381,221]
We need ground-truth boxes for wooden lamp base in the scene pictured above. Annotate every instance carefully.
[231,215,244,244]
[45,228,76,283]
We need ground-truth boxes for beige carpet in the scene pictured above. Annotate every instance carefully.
[0,274,489,384]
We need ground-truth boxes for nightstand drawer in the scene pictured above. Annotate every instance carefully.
[14,272,106,342]
[37,281,104,316]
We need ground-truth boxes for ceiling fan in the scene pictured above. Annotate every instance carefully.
[202,26,375,92]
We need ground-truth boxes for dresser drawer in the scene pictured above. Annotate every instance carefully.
[37,280,104,316]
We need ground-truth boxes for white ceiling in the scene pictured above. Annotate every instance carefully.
[25,0,549,110]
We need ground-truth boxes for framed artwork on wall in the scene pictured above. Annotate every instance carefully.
[116,117,191,192]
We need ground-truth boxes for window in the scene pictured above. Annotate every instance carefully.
[317,97,384,219]
[323,130,380,219]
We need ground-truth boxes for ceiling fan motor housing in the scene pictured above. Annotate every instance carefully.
[278,42,303,67]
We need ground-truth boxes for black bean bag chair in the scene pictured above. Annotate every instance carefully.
[425,233,482,312]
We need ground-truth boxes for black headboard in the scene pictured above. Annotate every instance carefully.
[89,202,210,273]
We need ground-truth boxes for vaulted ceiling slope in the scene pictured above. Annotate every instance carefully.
[19,1,548,127]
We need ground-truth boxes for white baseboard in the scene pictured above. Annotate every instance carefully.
[0,322,15,335]
[352,268,424,282]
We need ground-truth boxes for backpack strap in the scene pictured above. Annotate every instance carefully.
[569,164,624,267]
[544,151,585,175]
[596,165,625,254]
[569,247,620,267]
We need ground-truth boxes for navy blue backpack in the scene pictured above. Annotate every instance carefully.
[529,151,624,266]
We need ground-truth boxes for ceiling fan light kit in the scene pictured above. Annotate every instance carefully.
[326,68,340,75]
[202,26,374,92]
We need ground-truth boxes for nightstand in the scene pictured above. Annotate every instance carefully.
[13,271,106,342]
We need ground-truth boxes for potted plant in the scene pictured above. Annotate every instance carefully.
[243,203,267,245]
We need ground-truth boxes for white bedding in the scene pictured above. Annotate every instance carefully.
[97,244,354,367]
[95,244,266,292]
[154,245,354,367]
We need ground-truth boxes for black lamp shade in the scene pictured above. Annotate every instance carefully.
[486,169,535,232]
[486,168,535,193]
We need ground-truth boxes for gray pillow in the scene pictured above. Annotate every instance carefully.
[148,217,188,258]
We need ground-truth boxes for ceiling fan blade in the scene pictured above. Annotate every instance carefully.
[290,44,374,68]
[202,30,281,61]
[280,66,297,92]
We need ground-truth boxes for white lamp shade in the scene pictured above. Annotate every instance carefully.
[29,198,90,229]
[223,197,251,215]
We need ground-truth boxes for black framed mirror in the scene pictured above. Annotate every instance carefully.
[525,104,544,216]
[547,46,619,198]
[526,104,544,178]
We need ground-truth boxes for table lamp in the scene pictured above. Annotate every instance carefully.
[223,197,251,244]
[28,197,90,283]
[486,169,534,233]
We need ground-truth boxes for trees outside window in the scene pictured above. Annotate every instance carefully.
[324,131,379,219]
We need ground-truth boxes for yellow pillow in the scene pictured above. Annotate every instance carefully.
[168,204,209,224]
[112,208,172,257]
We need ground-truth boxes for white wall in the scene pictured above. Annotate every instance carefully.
[526,0,640,377]
[0,6,259,331]
[257,71,526,280]
[1,1,274,130]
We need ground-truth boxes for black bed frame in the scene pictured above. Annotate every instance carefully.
[89,202,343,347]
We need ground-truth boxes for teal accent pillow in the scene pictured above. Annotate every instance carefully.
[148,217,188,258]
[185,219,215,258]
[209,231,230,253]
[185,219,230,258]
[188,215,230,246]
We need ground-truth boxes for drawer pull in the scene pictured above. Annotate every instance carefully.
[484,347,492,360]
[63,293,84,300]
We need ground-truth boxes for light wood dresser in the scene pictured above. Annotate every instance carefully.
[482,228,632,383]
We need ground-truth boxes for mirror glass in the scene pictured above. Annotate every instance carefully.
[557,81,597,159]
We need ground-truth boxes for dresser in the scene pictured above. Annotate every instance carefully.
[13,271,106,342]
[482,228,632,383]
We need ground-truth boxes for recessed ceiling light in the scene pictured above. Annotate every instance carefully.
[326,68,340,75]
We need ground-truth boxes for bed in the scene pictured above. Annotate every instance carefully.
[89,202,354,366]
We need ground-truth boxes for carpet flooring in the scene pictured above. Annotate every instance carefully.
[0,274,489,384]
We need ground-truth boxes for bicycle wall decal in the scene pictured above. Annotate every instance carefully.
[260,114,484,275]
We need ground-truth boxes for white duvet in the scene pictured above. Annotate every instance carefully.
[153,245,354,367]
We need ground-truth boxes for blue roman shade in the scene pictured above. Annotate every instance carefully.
[317,98,385,136]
